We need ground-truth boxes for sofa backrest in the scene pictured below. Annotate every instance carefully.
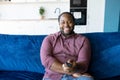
[0,34,46,74]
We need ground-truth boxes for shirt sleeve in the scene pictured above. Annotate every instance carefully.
[40,36,56,69]
[77,37,91,72]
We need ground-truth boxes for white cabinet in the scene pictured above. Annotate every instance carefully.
[0,20,59,35]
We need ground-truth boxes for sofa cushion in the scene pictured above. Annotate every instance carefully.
[0,34,46,74]
[90,45,120,79]
[84,32,120,79]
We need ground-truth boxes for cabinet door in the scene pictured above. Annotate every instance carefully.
[0,20,59,35]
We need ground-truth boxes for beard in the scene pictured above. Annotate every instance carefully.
[60,28,74,36]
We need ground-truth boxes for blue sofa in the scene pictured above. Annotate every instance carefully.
[0,32,120,80]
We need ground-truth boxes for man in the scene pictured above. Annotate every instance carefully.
[40,12,94,80]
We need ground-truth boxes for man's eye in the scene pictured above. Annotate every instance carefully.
[68,21,72,24]
[60,22,65,24]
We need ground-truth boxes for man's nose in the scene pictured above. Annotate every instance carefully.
[64,22,69,27]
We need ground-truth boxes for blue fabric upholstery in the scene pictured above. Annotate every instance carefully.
[0,32,120,80]
[0,34,45,74]
[83,32,120,79]
[0,71,44,80]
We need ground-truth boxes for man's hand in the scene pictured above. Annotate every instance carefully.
[62,59,76,75]
[62,59,83,77]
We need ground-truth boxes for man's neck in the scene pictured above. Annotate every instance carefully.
[61,31,75,37]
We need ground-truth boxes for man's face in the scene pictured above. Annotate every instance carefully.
[59,14,75,35]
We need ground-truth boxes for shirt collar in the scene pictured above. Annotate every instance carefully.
[58,31,76,39]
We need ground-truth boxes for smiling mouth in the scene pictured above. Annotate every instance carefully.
[64,28,71,32]
[64,27,70,30]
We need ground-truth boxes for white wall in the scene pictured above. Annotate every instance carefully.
[0,0,105,35]
[87,0,105,33]
[0,2,69,19]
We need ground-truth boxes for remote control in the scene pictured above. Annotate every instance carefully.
[65,62,73,67]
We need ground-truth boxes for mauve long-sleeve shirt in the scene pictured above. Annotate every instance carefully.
[40,31,91,80]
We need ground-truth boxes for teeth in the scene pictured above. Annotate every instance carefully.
[64,28,69,30]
